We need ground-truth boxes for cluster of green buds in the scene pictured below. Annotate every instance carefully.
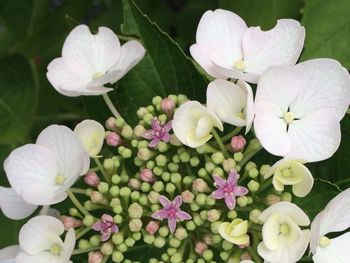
[63,95,296,263]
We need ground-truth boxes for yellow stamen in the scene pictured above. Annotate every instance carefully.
[319,236,331,247]
[234,60,246,71]
[279,224,289,234]
[283,112,295,124]
[55,175,65,185]
[50,244,61,255]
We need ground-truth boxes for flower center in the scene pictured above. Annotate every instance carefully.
[234,60,246,71]
[167,206,177,218]
[93,72,103,79]
[283,112,295,124]
[319,236,331,247]
[55,175,66,185]
[50,244,61,255]
[279,224,289,234]
[281,168,292,177]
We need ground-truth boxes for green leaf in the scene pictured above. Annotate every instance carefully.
[115,0,207,125]
[301,0,350,68]
[219,0,304,30]
[0,54,38,144]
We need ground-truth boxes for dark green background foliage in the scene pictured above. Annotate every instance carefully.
[0,0,349,261]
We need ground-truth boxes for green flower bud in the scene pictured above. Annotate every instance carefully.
[181,190,194,203]
[84,200,95,211]
[148,191,160,204]
[175,227,187,240]
[111,174,121,185]
[265,194,281,206]
[121,148,132,159]
[190,202,200,211]
[151,204,161,212]
[121,125,133,140]
[143,113,153,124]
[212,152,225,164]
[103,159,114,170]
[128,203,143,219]
[149,259,158,263]
[186,220,196,231]
[137,107,148,118]
[152,96,162,106]
[220,251,230,261]
[113,205,123,214]
[167,247,176,256]
[202,250,213,261]
[166,183,176,195]
[138,140,148,148]
[115,117,125,128]
[213,167,224,177]
[120,187,131,197]
[125,237,135,247]
[211,221,222,234]
[193,214,204,226]
[112,232,124,245]
[190,156,200,167]
[170,253,182,263]
[143,234,155,244]
[83,215,94,227]
[129,219,143,232]
[245,161,257,171]
[249,209,262,224]
[205,162,215,173]
[168,162,179,172]
[236,164,241,172]
[177,94,188,105]
[154,236,166,248]
[207,209,221,222]
[120,173,129,184]
[227,210,237,220]
[200,210,208,220]
[89,235,101,246]
[212,234,222,244]
[170,134,182,146]
[114,214,123,224]
[157,141,169,152]
[223,158,236,172]
[159,226,169,237]
[139,194,149,206]
[101,241,114,255]
[171,173,182,185]
[153,181,165,192]
[260,164,271,177]
[133,125,146,138]
[234,152,243,162]
[198,168,208,178]
[281,192,292,202]
[146,160,155,169]
[78,239,90,250]
[97,182,109,193]
[237,196,249,207]
[156,154,167,166]
[141,182,151,193]
[179,151,190,162]
[222,240,233,251]
[248,168,259,178]
[110,186,120,197]
[196,193,207,206]
[248,180,260,192]
[247,196,253,204]
[161,253,169,262]
[110,198,120,208]
[138,148,153,161]
[112,251,124,262]
[117,243,128,253]
[154,167,163,176]
[206,196,216,206]
[131,191,141,201]
[169,237,181,248]
[132,232,141,240]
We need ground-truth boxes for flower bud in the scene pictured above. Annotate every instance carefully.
[91,191,108,205]
[192,179,209,192]
[140,168,156,182]
[240,251,252,261]
[247,180,260,192]
[146,220,160,235]
[105,131,122,147]
[207,209,221,222]
[211,152,225,164]
[161,97,175,116]
[195,241,208,255]
[128,178,141,190]
[121,125,133,140]
[128,203,143,219]
[237,196,248,207]
[105,117,117,130]
[231,135,246,152]
[137,148,153,161]
[101,241,113,255]
[129,219,142,232]
[222,158,236,172]
[174,227,187,240]
[265,194,281,206]
[203,234,213,245]
[61,216,82,230]
[154,236,166,248]
[148,191,160,204]
[280,192,292,202]
[88,251,103,263]
[181,190,194,203]
[112,251,124,262]
[85,172,100,187]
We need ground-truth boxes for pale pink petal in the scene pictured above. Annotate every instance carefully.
[213,175,226,188]
[148,139,160,148]
[142,131,153,139]
[168,217,177,233]
[91,221,104,231]
[212,189,225,199]
[164,121,172,132]
[227,170,238,185]
[173,196,182,208]
[225,195,236,210]
[233,186,248,196]
[158,195,171,208]
[176,211,192,220]
[101,232,111,242]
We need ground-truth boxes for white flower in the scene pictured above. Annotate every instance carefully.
[4,125,89,206]
[172,101,223,148]
[16,215,75,263]
[190,9,305,83]
[74,119,105,157]
[310,188,350,263]
[0,245,19,263]
[206,79,254,133]
[47,25,146,97]
[254,59,350,162]
[264,159,314,197]
[257,202,310,263]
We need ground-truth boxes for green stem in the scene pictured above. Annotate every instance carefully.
[89,166,99,172]
[101,255,110,263]
[212,129,230,158]
[221,127,242,142]
[72,246,101,255]
[102,93,121,118]
[247,246,262,263]
[76,227,92,239]
[94,158,110,183]
[67,190,90,217]
[70,188,87,195]
[239,139,263,166]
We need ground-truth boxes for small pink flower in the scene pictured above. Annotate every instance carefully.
[161,98,175,116]
[92,214,118,242]
[84,172,100,187]
[146,220,160,235]
[140,168,156,182]
[151,195,191,233]
[212,170,248,210]
[143,118,172,148]
[88,251,104,263]
[195,241,208,255]
[231,135,246,152]
[105,131,122,147]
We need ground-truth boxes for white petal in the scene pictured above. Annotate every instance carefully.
[0,187,38,220]
[19,216,64,255]
[4,144,60,205]
[262,213,282,250]
[74,120,105,157]
[61,228,76,262]
[210,61,259,83]
[259,202,310,226]
[16,252,62,263]
[0,245,19,261]
[292,58,350,121]
[195,9,247,68]
[37,125,90,180]
[172,101,223,148]
[287,108,341,162]
[291,162,314,197]
[238,80,255,133]
[206,79,247,126]
[62,25,120,74]
[243,19,305,75]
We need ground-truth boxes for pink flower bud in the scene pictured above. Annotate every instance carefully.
[239,239,250,249]
[203,234,213,245]
[207,209,220,222]
[105,131,122,147]
[231,135,246,152]
[88,251,104,263]
[140,168,156,183]
[195,241,208,255]
[161,98,175,116]
[129,178,141,190]
[84,172,100,187]
[61,216,82,230]
[146,220,160,235]
[240,251,252,261]
[105,117,117,131]
[91,191,107,205]
[192,179,209,192]
[181,190,194,203]
[265,194,281,206]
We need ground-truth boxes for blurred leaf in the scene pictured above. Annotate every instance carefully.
[112,0,206,124]
[219,0,304,30]
[301,0,350,68]
[0,55,38,144]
